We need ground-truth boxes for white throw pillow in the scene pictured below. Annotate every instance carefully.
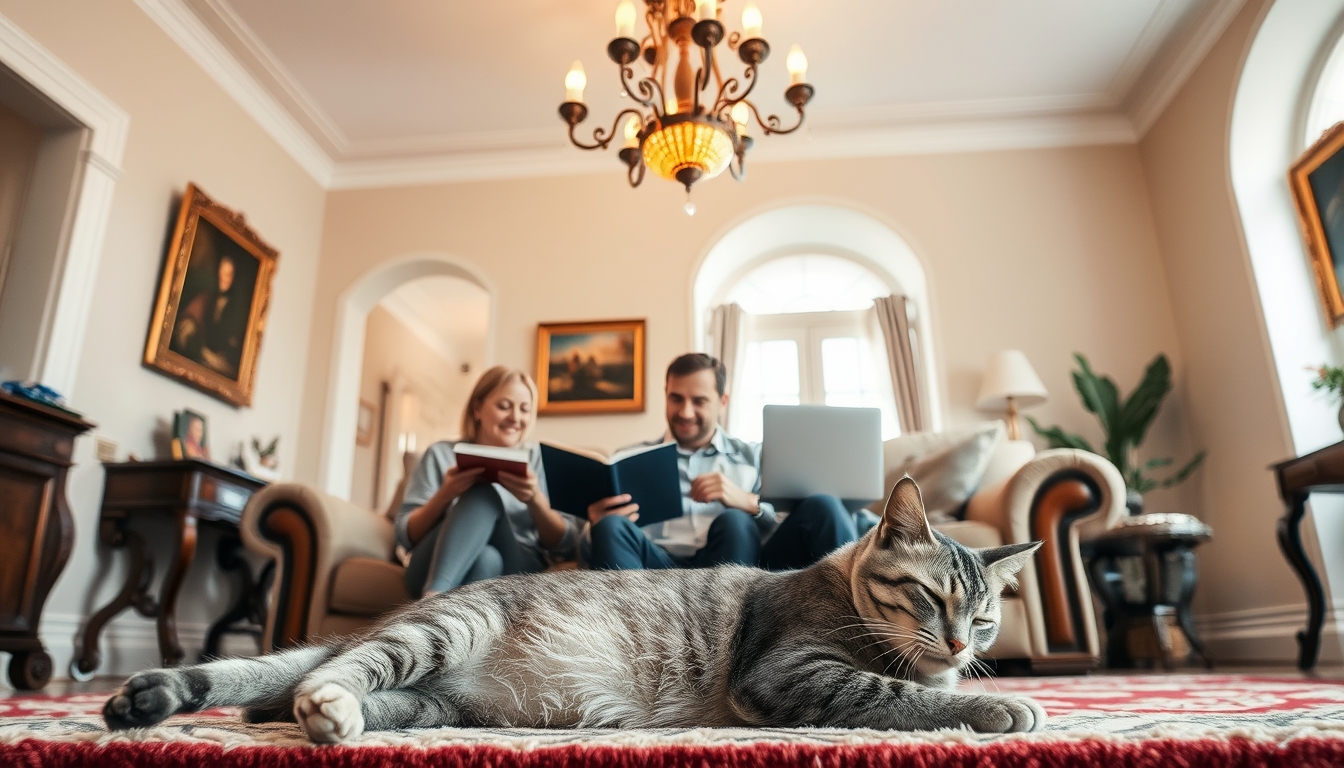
[870,421,1006,524]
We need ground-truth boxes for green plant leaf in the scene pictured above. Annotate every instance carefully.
[1143,457,1174,470]
[1158,451,1206,489]
[1026,416,1094,453]
[1127,471,1158,494]
[1118,354,1172,450]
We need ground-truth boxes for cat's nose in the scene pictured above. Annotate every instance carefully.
[946,637,966,655]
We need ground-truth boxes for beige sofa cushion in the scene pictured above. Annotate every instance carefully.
[873,421,1005,523]
[932,520,1003,550]
[329,557,413,617]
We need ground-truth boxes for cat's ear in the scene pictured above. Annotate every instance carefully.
[877,476,935,547]
[978,541,1042,586]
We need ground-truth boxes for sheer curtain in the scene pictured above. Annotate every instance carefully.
[873,295,926,433]
[707,302,747,427]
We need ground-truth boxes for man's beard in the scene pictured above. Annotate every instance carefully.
[672,417,710,444]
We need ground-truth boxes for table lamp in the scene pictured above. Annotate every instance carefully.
[976,350,1048,440]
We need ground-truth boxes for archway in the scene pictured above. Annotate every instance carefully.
[691,203,942,431]
[319,252,496,498]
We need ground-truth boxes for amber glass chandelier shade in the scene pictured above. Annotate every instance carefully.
[640,120,735,183]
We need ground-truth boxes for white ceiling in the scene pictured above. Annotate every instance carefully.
[378,276,490,366]
[141,0,1247,188]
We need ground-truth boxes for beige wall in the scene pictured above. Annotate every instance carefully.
[1138,0,1310,659]
[302,145,1197,517]
[0,98,40,336]
[0,0,326,677]
[350,305,475,511]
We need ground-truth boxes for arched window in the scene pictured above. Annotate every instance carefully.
[724,254,901,442]
[1306,28,1344,145]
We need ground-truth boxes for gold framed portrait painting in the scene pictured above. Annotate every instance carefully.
[143,184,279,407]
[1291,122,1344,328]
[536,319,645,415]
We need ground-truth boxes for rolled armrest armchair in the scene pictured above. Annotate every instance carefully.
[936,448,1126,671]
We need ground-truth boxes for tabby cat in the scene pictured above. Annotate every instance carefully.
[103,477,1044,741]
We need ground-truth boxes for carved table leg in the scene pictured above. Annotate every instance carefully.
[204,534,266,659]
[1277,492,1324,670]
[72,517,159,679]
[156,510,198,667]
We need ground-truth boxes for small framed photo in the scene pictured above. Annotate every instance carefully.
[172,409,210,461]
[536,319,645,415]
[356,399,377,446]
[1291,122,1344,327]
[143,183,280,407]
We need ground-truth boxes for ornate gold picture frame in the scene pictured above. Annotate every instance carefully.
[143,184,279,407]
[1290,122,1344,328]
[536,319,645,415]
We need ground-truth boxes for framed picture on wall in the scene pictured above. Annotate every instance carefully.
[143,183,280,407]
[535,319,645,414]
[1291,121,1344,328]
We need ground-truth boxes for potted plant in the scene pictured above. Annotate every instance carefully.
[1027,353,1204,515]
[1309,364,1344,430]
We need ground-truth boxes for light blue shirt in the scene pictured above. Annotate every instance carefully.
[619,427,779,558]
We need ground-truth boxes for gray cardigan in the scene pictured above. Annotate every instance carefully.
[395,441,582,564]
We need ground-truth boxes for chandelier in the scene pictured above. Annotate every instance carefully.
[558,0,814,213]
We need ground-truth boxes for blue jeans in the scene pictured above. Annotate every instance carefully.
[404,484,543,596]
[588,508,761,570]
[760,494,859,570]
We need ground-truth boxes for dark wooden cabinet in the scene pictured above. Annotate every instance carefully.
[0,391,94,689]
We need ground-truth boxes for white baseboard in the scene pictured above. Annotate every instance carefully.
[1195,603,1344,665]
[0,612,261,690]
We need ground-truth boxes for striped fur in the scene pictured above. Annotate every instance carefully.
[104,477,1044,741]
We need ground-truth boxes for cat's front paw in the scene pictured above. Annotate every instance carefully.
[294,683,364,743]
[103,670,183,730]
[960,694,1045,733]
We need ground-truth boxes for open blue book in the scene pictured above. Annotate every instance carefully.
[540,442,682,527]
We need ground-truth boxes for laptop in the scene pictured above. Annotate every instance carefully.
[759,404,884,512]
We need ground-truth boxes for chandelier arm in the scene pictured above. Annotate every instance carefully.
[712,64,758,114]
[568,107,647,151]
[740,98,807,136]
[627,157,646,187]
[620,66,665,112]
[728,151,746,181]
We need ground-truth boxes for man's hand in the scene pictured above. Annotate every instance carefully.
[588,494,639,525]
[496,467,543,505]
[690,472,758,513]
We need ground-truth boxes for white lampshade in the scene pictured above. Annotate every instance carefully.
[976,350,1048,410]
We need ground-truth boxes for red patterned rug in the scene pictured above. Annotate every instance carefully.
[3,674,1344,766]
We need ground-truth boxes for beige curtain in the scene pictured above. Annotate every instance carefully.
[873,295,925,433]
[707,303,747,427]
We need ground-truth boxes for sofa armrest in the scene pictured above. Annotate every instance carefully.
[969,449,1126,664]
[240,483,396,653]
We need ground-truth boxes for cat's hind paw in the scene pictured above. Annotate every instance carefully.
[961,694,1046,733]
[295,683,364,743]
[103,671,184,730]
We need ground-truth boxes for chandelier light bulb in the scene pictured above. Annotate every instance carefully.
[623,115,641,148]
[695,0,716,22]
[565,60,587,103]
[741,3,762,39]
[665,95,678,115]
[731,102,750,136]
[615,0,636,39]
[786,45,808,85]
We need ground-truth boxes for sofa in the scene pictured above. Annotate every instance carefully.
[240,435,1124,671]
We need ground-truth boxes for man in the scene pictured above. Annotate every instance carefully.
[586,353,858,570]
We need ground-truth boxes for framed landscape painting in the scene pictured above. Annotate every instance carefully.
[143,184,279,407]
[1291,121,1344,328]
[536,319,645,414]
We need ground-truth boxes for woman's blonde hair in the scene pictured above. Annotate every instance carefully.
[460,366,539,443]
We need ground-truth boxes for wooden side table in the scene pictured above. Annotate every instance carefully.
[0,391,94,689]
[72,460,267,676]
[1273,439,1344,670]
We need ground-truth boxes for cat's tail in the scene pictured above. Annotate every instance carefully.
[104,645,335,730]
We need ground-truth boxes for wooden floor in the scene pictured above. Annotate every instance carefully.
[4,663,1344,700]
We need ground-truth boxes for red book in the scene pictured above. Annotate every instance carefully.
[454,443,529,483]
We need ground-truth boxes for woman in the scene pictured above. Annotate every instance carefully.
[397,367,581,596]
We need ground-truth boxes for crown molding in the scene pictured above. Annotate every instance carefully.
[133,0,335,186]
[1127,0,1249,137]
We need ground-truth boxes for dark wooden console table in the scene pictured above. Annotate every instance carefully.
[0,391,94,689]
[1273,439,1344,670]
[72,460,267,676]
